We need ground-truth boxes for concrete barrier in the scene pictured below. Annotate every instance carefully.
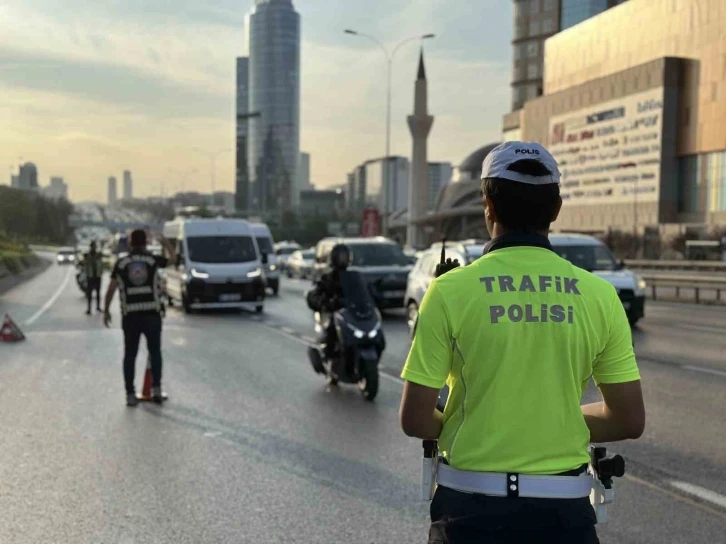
[627,259,726,273]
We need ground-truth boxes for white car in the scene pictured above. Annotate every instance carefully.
[549,233,646,325]
[56,248,76,265]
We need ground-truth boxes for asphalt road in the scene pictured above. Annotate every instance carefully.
[0,258,724,543]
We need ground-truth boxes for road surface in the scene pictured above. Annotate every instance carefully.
[0,259,724,543]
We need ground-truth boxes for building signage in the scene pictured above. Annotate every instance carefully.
[549,88,664,205]
[361,207,381,237]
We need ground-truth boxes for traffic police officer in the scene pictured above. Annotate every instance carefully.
[83,241,104,315]
[399,141,646,543]
[103,229,168,407]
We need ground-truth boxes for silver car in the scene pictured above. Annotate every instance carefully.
[404,247,469,337]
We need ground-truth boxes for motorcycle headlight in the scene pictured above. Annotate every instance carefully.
[346,322,365,339]
[368,321,381,338]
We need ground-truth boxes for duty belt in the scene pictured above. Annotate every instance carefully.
[436,461,593,499]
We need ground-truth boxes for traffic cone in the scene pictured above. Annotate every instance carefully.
[137,355,168,402]
[0,314,25,342]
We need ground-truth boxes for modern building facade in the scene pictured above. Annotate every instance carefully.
[300,189,345,218]
[346,157,410,216]
[16,163,39,191]
[235,56,250,212]
[123,170,133,200]
[297,152,310,206]
[43,177,68,201]
[246,0,301,215]
[510,0,629,111]
[507,0,726,234]
[108,177,117,207]
[427,162,453,211]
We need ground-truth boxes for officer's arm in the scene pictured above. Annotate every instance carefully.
[400,382,443,439]
[399,283,452,439]
[583,289,645,442]
[104,279,118,315]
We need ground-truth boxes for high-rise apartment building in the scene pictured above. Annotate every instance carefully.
[427,162,453,211]
[296,152,310,207]
[246,0,300,214]
[16,163,39,191]
[108,177,117,206]
[123,170,133,200]
[510,0,628,111]
[235,56,250,212]
[43,177,69,200]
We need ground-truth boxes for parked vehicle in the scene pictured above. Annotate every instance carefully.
[404,246,470,337]
[307,270,385,401]
[286,249,315,279]
[250,223,279,295]
[161,219,266,313]
[312,237,413,310]
[550,233,646,325]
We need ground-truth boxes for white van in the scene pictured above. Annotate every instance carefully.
[249,223,279,295]
[162,219,266,313]
[549,233,646,325]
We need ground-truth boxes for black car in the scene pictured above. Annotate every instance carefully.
[312,237,413,310]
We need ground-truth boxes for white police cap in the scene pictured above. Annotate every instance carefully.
[481,141,560,185]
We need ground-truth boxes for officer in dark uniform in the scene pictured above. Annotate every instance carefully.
[83,241,104,315]
[103,229,168,407]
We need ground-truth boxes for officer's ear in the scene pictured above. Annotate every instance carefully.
[483,195,499,225]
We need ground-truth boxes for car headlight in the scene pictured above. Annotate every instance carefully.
[636,276,647,294]
[269,264,277,271]
[190,268,209,279]
[247,267,262,278]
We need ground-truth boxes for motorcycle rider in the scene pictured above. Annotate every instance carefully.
[306,244,351,365]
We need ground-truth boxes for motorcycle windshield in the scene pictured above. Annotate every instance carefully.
[338,270,375,315]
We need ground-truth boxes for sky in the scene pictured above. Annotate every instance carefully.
[0,0,513,202]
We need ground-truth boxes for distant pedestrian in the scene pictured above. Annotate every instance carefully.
[103,229,168,406]
[83,241,104,315]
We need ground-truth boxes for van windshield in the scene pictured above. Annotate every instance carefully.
[256,236,274,254]
[187,236,257,264]
[552,245,617,272]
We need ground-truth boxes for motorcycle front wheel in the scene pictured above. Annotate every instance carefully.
[358,362,379,401]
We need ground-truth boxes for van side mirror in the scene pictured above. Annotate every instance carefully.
[261,253,269,265]
[617,260,626,270]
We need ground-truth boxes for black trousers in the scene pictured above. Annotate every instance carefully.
[429,486,599,544]
[122,314,163,394]
[86,277,101,311]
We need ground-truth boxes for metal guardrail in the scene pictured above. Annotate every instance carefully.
[641,274,726,304]
[626,259,726,272]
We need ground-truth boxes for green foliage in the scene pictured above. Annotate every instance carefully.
[0,187,73,245]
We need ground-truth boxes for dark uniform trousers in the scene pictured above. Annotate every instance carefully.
[86,277,102,311]
[122,313,163,394]
[429,485,599,543]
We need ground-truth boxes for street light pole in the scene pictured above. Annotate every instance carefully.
[193,148,231,206]
[169,168,198,194]
[344,30,435,235]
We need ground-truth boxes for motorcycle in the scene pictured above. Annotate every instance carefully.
[307,270,385,401]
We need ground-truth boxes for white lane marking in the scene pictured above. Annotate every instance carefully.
[669,481,726,510]
[681,365,726,378]
[281,326,295,334]
[24,267,73,326]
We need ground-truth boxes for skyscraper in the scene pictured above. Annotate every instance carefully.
[427,162,453,211]
[247,0,300,214]
[235,56,250,212]
[510,0,628,111]
[108,177,117,206]
[17,163,39,191]
[123,170,133,200]
[297,152,310,203]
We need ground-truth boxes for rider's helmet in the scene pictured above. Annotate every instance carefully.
[329,244,351,271]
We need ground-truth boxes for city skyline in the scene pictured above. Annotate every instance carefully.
[0,0,512,202]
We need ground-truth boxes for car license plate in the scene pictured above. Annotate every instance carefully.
[622,301,631,309]
[220,293,242,302]
[384,290,405,298]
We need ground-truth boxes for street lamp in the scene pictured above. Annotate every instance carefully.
[344,29,435,233]
[193,148,231,205]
